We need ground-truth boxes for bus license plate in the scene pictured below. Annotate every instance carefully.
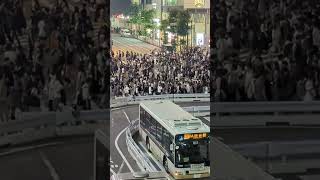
[191,164,204,170]
[193,174,201,178]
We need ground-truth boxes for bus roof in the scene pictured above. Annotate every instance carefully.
[139,100,209,135]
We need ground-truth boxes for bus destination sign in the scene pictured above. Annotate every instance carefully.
[183,133,208,140]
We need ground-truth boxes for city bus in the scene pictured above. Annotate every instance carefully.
[139,100,210,179]
[110,171,171,180]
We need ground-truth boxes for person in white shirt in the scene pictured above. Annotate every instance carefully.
[124,85,130,97]
[157,84,162,95]
[148,84,152,95]
[48,74,63,111]
[38,19,46,39]
[81,79,91,110]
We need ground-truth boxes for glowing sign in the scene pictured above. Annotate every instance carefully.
[183,133,208,140]
[196,33,204,46]
[195,0,205,8]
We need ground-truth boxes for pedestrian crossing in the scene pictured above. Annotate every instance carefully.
[111,34,159,55]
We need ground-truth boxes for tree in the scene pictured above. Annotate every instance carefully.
[125,4,141,35]
[176,10,190,49]
[140,9,156,35]
[124,4,140,17]
[176,10,190,37]
[160,19,169,44]
[168,9,179,33]
[165,9,191,50]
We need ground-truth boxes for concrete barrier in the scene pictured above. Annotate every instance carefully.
[0,110,108,146]
[213,101,320,127]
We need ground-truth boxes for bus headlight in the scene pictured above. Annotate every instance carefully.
[175,171,182,176]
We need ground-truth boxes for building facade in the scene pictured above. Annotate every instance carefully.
[140,0,210,47]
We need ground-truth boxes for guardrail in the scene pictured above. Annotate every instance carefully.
[182,106,210,117]
[111,93,210,108]
[126,120,158,172]
[0,109,109,146]
[213,101,320,127]
[0,93,208,148]
[230,140,320,159]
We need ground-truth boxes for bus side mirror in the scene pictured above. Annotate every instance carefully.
[170,144,173,151]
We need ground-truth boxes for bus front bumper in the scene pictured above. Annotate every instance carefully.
[173,172,210,179]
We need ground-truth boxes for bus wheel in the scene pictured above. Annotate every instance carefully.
[163,157,169,173]
[146,137,151,152]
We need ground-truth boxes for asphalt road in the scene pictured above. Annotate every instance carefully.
[0,136,94,180]
[0,101,209,180]
[110,101,210,177]
[111,33,160,54]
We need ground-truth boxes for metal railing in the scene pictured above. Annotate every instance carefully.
[182,106,210,117]
[0,93,208,147]
[126,120,158,172]
[213,101,320,127]
[111,93,210,108]
[0,110,108,146]
[230,140,320,159]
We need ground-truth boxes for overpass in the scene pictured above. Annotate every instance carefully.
[2,93,320,179]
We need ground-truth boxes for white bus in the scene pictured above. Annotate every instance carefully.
[139,100,210,179]
[110,171,171,180]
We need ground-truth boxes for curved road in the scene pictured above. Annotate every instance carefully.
[110,102,210,176]
[0,101,209,180]
[0,136,94,180]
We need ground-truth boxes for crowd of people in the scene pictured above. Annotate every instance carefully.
[111,48,210,97]
[212,0,320,102]
[0,0,109,121]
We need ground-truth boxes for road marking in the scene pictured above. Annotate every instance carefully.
[123,110,131,124]
[217,137,224,141]
[0,142,63,157]
[118,161,125,174]
[138,141,165,171]
[110,168,116,176]
[112,36,158,54]
[40,151,60,180]
[115,127,134,172]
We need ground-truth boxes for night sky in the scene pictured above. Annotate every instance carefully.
[111,0,131,14]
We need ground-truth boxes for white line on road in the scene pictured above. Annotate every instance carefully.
[123,110,131,124]
[118,161,125,174]
[40,151,60,180]
[115,127,134,172]
[110,168,116,176]
[138,141,165,171]
[0,142,63,157]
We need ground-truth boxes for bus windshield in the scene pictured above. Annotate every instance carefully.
[175,139,209,168]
